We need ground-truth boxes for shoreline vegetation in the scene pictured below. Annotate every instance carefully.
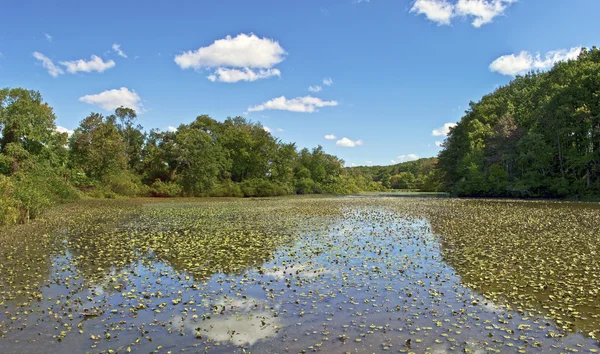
[1,47,599,227]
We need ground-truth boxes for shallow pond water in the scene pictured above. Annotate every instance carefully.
[0,197,599,353]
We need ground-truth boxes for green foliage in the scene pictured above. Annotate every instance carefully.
[211,180,244,197]
[0,88,56,155]
[347,157,442,192]
[149,179,183,197]
[439,47,600,198]
[69,113,128,179]
[240,179,290,197]
[102,170,149,197]
[0,175,20,225]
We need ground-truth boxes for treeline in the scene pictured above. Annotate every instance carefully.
[347,157,442,191]
[0,88,383,225]
[438,47,600,198]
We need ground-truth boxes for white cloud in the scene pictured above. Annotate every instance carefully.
[308,85,322,92]
[325,134,337,140]
[410,0,515,27]
[248,96,338,113]
[435,141,444,147]
[366,161,373,164]
[167,126,177,132]
[32,52,64,77]
[336,137,363,148]
[489,47,582,76]
[432,122,457,136]
[79,87,142,112]
[263,126,284,134]
[323,77,333,86]
[174,33,286,82]
[45,33,52,42]
[456,0,516,27]
[60,55,115,73]
[410,0,454,25]
[112,43,127,58]
[55,126,74,137]
[397,154,420,162]
[207,67,280,83]
[174,33,286,69]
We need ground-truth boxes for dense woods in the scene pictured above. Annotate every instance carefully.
[438,47,600,198]
[0,89,385,225]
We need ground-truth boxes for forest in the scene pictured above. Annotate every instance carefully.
[1,47,599,226]
[438,47,600,198]
[0,89,389,225]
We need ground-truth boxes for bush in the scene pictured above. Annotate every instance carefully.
[240,179,291,197]
[295,178,315,194]
[102,170,149,197]
[87,186,118,199]
[0,175,21,225]
[12,174,53,221]
[0,154,13,175]
[211,180,244,197]
[149,179,183,197]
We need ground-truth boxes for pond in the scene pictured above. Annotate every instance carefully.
[0,196,599,353]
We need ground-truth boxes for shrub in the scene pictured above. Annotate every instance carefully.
[211,180,244,197]
[149,179,183,197]
[0,175,20,225]
[240,179,291,197]
[102,170,149,197]
[295,178,315,194]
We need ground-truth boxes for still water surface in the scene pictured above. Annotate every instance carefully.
[0,197,599,353]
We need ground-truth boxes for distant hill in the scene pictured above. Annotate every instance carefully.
[346,157,442,191]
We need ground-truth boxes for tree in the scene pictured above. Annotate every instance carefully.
[69,113,127,179]
[0,88,56,156]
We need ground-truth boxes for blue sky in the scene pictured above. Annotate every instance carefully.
[1,0,599,166]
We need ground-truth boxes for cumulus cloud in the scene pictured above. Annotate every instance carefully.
[174,33,286,83]
[79,87,142,112]
[33,52,64,77]
[435,141,444,147]
[207,67,280,83]
[397,154,420,162]
[60,55,115,74]
[112,43,127,58]
[489,47,582,76]
[248,96,338,113]
[323,77,333,86]
[308,85,322,92]
[336,137,363,148]
[167,126,177,132]
[263,126,284,133]
[325,134,337,140]
[366,160,373,164]
[410,0,516,27]
[55,126,74,136]
[410,0,454,25]
[455,0,516,27]
[432,122,457,136]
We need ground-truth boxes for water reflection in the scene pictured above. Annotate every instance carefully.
[173,296,283,346]
[0,197,599,353]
